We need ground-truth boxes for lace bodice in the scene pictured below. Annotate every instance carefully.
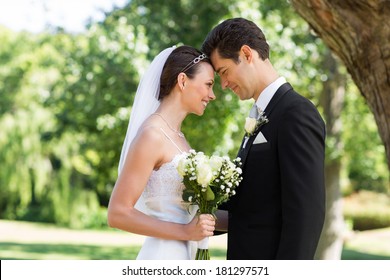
[142,153,196,224]
[144,154,184,200]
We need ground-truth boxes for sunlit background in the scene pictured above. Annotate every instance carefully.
[0,0,389,261]
[0,0,127,33]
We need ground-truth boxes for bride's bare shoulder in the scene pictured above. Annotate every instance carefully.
[133,118,165,147]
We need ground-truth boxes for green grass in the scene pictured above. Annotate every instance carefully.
[2,243,389,260]
[3,241,390,260]
[341,249,390,260]
[0,242,140,260]
[341,227,390,259]
[1,220,390,260]
[0,243,228,260]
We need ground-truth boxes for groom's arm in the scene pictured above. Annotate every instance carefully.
[215,210,228,232]
[213,210,228,235]
[276,99,326,259]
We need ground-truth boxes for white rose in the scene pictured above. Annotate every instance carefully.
[196,161,213,187]
[245,117,257,134]
[194,152,207,164]
[177,157,188,177]
[209,155,223,173]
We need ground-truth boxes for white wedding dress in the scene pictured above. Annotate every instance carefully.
[136,129,197,260]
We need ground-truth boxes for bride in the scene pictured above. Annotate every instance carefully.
[107,45,216,260]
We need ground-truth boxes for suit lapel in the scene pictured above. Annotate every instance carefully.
[263,82,292,117]
[238,83,293,165]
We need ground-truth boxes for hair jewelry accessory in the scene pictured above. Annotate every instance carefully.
[180,54,207,73]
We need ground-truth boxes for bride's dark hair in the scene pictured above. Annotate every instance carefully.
[158,45,210,100]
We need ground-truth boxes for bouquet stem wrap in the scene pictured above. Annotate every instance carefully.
[196,237,210,260]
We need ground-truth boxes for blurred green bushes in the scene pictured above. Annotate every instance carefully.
[344,191,390,231]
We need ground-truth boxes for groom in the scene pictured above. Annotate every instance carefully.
[202,18,326,259]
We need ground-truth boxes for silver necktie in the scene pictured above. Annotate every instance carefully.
[249,103,259,119]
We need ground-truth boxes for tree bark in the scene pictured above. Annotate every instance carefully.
[290,0,390,170]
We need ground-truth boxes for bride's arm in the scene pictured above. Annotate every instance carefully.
[107,126,215,241]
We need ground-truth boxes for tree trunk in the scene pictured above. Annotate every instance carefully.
[317,161,344,259]
[290,0,390,170]
[315,50,346,259]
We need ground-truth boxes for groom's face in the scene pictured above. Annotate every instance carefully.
[210,50,253,101]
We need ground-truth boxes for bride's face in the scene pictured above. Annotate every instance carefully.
[184,63,216,116]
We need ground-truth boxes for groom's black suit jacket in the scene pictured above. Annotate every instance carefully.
[221,83,326,260]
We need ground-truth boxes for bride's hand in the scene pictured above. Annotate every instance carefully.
[186,214,215,241]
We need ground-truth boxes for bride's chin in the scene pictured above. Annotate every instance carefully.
[193,109,204,116]
[191,107,206,116]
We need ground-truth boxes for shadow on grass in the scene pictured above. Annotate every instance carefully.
[0,242,141,260]
[341,249,390,260]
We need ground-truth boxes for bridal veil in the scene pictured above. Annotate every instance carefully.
[118,46,176,212]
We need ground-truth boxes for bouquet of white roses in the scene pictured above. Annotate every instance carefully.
[177,149,243,260]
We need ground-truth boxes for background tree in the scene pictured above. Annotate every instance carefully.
[316,50,346,259]
[0,29,103,227]
[290,0,390,170]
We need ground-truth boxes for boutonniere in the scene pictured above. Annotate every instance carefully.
[244,111,269,137]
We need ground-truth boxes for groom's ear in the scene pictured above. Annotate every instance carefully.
[240,45,253,63]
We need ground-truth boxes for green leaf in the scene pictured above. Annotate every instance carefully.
[205,186,215,201]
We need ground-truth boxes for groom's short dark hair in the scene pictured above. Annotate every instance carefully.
[201,18,270,63]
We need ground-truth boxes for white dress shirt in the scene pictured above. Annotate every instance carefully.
[255,76,287,112]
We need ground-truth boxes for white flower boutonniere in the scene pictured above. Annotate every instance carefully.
[244,111,269,137]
